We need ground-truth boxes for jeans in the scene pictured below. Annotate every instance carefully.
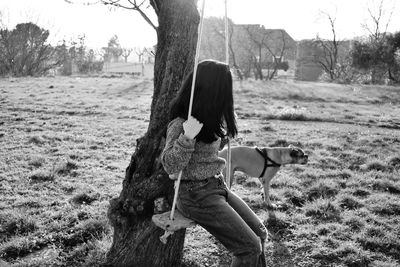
[177,175,267,267]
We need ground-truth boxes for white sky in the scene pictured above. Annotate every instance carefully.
[0,0,399,49]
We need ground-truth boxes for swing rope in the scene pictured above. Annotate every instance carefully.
[169,0,207,222]
[224,0,232,189]
[152,0,232,244]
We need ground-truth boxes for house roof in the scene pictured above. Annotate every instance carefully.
[234,24,296,45]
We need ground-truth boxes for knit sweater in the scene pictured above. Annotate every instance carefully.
[161,117,226,181]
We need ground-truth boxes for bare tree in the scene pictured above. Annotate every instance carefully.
[134,46,146,62]
[362,0,394,42]
[94,0,200,265]
[122,48,132,62]
[313,11,341,81]
[0,11,4,29]
[362,0,395,82]
[243,25,265,80]
[101,0,157,31]
[143,47,155,63]
[263,29,289,80]
[211,18,243,80]
[242,26,290,80]
[201,17,224,61]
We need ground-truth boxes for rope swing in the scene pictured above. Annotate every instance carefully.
[152,0,232,244]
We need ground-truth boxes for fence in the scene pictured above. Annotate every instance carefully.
[103,62,154,78]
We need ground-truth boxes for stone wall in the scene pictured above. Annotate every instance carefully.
[295,40,323,81]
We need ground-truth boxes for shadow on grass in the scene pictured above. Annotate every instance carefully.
[265,210,296,267]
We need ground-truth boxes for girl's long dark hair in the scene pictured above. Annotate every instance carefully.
[169,59,238,143]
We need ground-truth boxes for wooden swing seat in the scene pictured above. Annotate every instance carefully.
[152,209,196,232]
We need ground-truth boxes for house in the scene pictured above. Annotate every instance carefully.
[233,24,297,61]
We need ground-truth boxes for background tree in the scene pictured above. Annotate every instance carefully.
[55,36,103,75]
[201,17,225,61]
[102,34,123,63]
[351,0,395,83]
[99,0,200,265]
[201,17,243,80]
[122,47,132,62]
[0,10,4,29]
[240,25,291,80]
[0,22,60,76]
[243,24,265,80]
[55,39,73,75]
[262,29,291,80]
[134,46,146,63]
[313,11,341,81]
[386,31,400,83]
[352,31,400,84]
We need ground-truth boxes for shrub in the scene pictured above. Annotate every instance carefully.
[0,23,60,76]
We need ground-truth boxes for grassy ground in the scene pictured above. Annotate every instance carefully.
[0,76,399,267]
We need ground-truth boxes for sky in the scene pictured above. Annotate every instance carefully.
[0,0,399,49]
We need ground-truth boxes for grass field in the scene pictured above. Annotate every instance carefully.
[0,76,399,267]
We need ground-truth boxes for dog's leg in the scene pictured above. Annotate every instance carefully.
[261,171,278,210]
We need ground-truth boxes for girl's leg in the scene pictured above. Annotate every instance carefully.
[226,190,268,267]
[178,179,262,266]
[226,190,268,241]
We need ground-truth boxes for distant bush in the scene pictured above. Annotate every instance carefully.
[0,23,61,76]
[351,32,400,85]
[265,61,289,72]
[56,36,104,75]
[264,107,334,122]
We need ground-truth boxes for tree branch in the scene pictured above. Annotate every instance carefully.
[101,0,157,32]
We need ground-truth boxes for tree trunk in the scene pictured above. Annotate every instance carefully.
[105,0,199,266]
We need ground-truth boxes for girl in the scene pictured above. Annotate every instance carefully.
[161,60,267,267]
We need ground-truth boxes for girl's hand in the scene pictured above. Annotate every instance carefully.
[183,116,203,139]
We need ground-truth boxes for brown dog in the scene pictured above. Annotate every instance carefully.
[219,145,308,209]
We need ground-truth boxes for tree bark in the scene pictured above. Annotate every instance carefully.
[105,0,199,266]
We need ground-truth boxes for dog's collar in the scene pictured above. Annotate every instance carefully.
[255,147,281,178]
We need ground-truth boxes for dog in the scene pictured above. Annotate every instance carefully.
[218,145,308,209]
